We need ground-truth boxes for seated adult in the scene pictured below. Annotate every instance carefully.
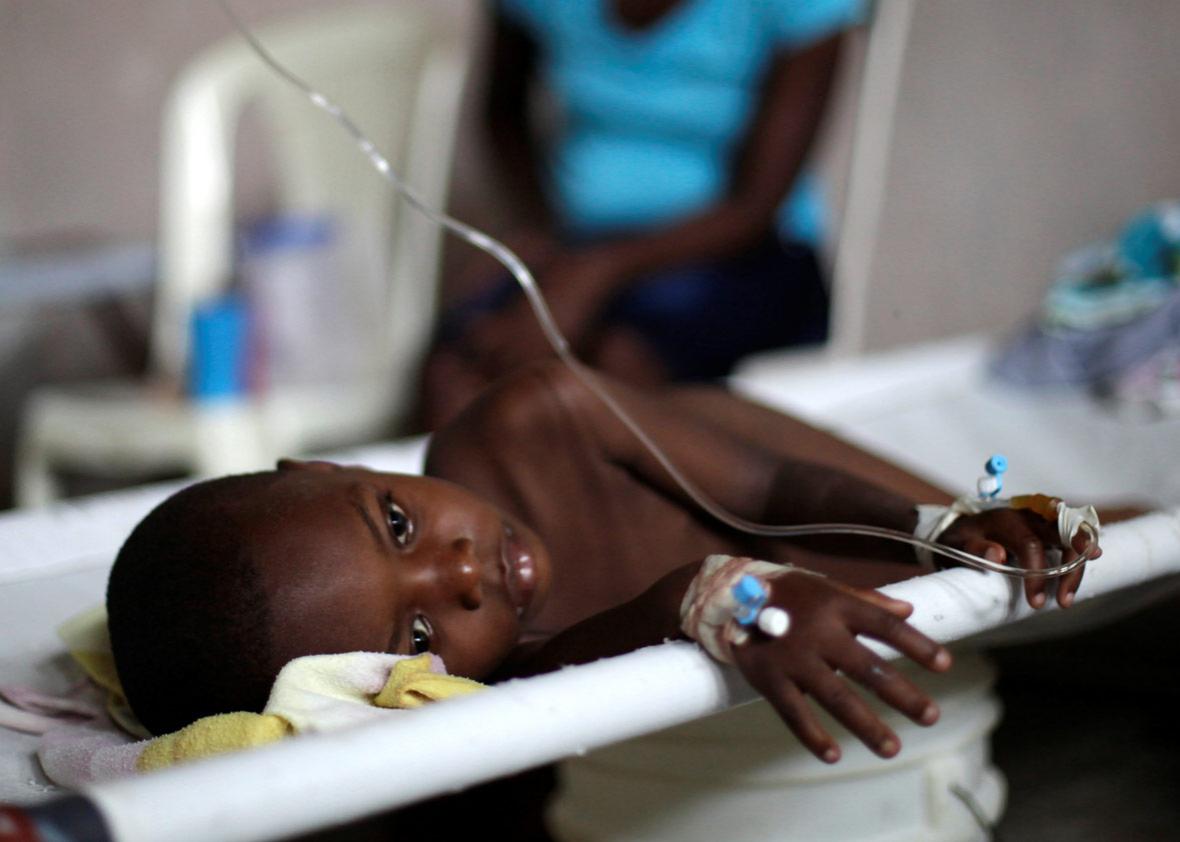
[417,0,863,429]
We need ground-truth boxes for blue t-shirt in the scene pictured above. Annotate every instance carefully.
[498,0,865,245]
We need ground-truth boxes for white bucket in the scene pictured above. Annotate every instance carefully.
[549,651,1004,842]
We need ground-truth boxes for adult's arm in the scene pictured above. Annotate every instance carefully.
[483,12,557,233]
[466,34,848,368]
[584,33,845,286]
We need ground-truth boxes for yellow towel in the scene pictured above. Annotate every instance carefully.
[375,656,485,709]
[58,606,148,739]
[138,712,292,772]
[57,607,485,773]
[135,654,484,772]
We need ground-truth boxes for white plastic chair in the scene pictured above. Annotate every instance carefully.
[16,3,470,506]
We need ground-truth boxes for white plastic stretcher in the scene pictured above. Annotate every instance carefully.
[1,334,1178,841]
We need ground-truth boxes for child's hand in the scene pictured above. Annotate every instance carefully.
[731,571,951,764]
[937,509,1101,609]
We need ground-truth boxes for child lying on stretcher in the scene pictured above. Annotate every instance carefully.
[106,361,1097,764]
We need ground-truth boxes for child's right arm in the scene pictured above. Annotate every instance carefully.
[429,362,1054,761]
[495,551,950,764]
[727,565,949,763]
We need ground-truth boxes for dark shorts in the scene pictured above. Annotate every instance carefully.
[438,237,829,381]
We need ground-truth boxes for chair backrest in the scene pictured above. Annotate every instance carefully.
[152,3,470,412]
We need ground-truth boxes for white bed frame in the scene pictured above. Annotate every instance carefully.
[3,336,1180,841]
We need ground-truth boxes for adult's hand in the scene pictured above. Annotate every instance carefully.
[465,249,625,374]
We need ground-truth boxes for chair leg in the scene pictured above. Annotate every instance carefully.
[193,403,279,477]
[15,431,64,508]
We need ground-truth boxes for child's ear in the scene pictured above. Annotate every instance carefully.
[276,459,339,474]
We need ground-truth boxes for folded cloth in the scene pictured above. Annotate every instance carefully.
[134,653,484,774]
[1044,243,1176,332]
[57,605,147,738]
[1119,200,1180,279]
[991,286,1180,387]
[2,607,485,787]
[1043,202,1180,331]
[39,725,143,784]
[0,684,102,734]
[993,201,1180,390]
[1103,345,1180,419]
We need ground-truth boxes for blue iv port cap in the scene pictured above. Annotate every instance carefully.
[985,455,1008,475]
[733,574,766,606]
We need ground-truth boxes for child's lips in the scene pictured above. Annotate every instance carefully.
[500,523,537,617]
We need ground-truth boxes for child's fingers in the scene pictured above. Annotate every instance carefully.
[837,647,940,727]
[849,601,952,673]
[1019,513,1100,608]
[800,662,900,758]
[1057,530,1095,607]
[831,582,912,618]
[738,657,840,763]
[964,515,1048,608]
[963,537,1007,569]
[1072,528,1099,557]
[1057,554,1084,607]
[992,512,1053,608]
[1015,537,1048,609]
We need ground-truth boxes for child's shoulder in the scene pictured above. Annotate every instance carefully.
[425,360,597,478]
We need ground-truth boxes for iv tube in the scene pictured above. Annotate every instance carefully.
[216,1,1092,580]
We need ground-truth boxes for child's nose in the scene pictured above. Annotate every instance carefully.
[447,538,483,610]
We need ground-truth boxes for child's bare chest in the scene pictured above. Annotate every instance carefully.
[510,457,777,635]
[428,400,782,635]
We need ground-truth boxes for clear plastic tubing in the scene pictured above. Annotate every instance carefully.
[218,0,1090,580]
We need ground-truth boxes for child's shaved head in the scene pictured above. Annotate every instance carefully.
[107,461,551,736]
[107,473,283,735]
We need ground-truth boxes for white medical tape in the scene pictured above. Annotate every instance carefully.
[913,497,1101,572]
[680,555,819,664]
[913,498,985,570]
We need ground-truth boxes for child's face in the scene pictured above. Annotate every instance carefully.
[251,460,552,679]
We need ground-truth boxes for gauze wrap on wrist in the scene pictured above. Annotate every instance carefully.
[913,499,984,570]
[912,497,1102,571]
[1056,502,1101,549]
[680,555,815,664]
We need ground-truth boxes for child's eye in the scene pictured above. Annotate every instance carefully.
[386,499,413,546]
[410,615,433,654]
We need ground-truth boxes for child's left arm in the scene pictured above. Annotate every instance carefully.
[548,362,1096,585]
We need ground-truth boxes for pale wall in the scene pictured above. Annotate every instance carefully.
[6,1,1177,346]
[1,1,1179,507]
[856,0,1180,349]
[0,0,476,245]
